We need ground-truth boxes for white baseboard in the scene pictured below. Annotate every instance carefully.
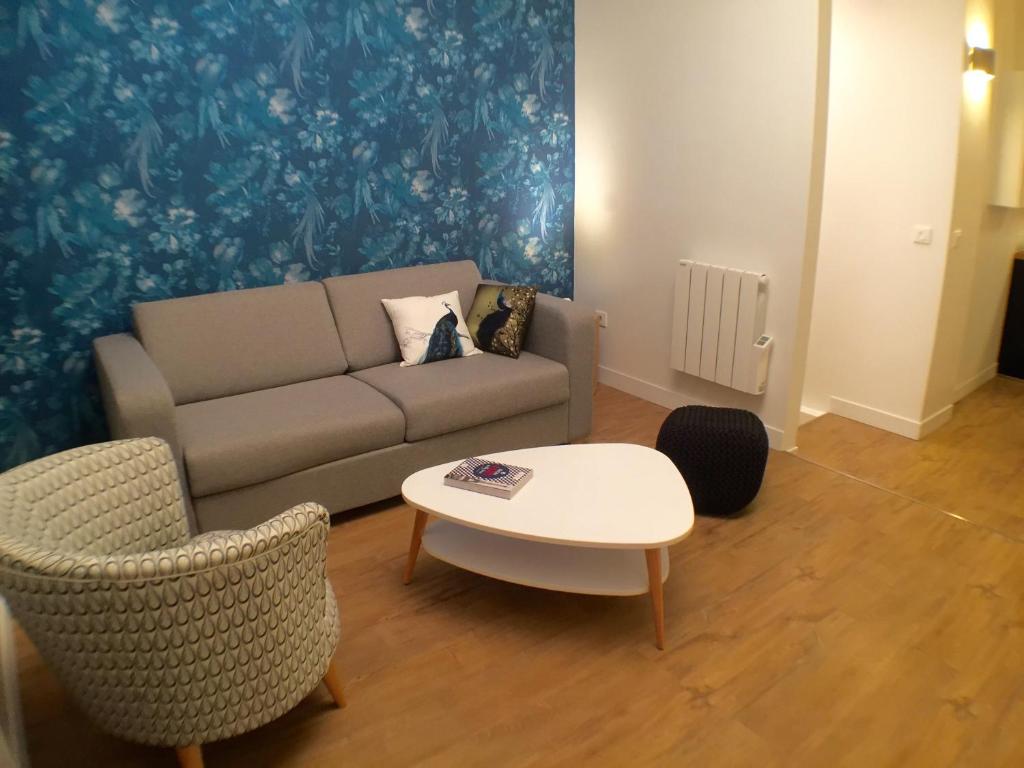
[597,365,785,449]
[799,406,825,426]
[952,363,998,403]
[828,396,953,440]
[918,404,955,437]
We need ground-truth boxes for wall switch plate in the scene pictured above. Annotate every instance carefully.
[913,226,933,245]
[595,310,608,328]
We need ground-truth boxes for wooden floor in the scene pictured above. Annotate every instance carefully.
[15,382,1024,766]
[797,375,1024,541]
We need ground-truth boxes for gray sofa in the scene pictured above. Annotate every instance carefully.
[93,261,594,533]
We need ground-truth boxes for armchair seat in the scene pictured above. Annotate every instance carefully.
[0,438,345,768]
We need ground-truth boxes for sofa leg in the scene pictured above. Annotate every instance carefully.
[323,657,347,708]
[176,744,203,768]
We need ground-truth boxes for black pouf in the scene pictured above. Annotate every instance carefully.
[655,406,768,516]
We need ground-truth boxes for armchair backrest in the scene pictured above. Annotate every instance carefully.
[0,438,189,559]
[0,440,336,747]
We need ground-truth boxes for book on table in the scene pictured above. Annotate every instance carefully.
[443,457,533,499]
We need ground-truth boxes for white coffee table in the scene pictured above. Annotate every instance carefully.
[401,443,694,648]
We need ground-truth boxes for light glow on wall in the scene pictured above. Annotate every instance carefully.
[966,20,991,49]
[575,137,611,238]
[964,68,994,102]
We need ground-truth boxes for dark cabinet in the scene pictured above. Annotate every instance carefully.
[999,255,1024,380]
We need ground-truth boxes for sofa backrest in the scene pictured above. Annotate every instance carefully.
[322,260,482,371]
[133,282,348,404]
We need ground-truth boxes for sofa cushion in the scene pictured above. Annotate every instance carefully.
[351,352,569,442]
[323,260,482,371]
[133,282,347,404]
[177,376,405,497]
[382,290,482,366]
[466,284,538,359]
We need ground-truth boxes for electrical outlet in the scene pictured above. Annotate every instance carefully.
[595,310,608,328]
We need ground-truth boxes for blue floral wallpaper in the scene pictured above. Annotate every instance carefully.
[0,0,574,469]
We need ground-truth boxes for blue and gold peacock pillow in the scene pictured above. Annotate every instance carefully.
[466,285,539,359]
[382,291,482,367]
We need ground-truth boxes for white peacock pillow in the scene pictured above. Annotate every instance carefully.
[381,290,482,367]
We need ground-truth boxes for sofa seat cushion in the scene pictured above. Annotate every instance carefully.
[350,352,569,442]
[177,376,405,497]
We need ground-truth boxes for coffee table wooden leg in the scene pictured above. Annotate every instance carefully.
[403,509,429,584]
[645,548,665,650]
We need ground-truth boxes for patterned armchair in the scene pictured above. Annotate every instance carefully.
[0,438,343,768]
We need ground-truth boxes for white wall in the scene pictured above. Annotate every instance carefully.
[954,207,1024,391]
[802,0,966,436]
[575,0,831,450]
[924,0,996,416]
[949,0,1024,400]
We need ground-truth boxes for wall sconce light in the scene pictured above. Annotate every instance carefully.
[965,46,996,81]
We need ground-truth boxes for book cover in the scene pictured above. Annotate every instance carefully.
[443,457,534,499]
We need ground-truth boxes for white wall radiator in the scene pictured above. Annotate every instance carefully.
[670,260,773,395]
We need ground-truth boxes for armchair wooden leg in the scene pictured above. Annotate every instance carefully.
[323,657,347,708]
[176,745,203,768]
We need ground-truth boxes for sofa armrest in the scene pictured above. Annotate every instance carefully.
[93,334,196,529]
[93,333,178,445]
[523,294,595,440]
[94,333,178,442]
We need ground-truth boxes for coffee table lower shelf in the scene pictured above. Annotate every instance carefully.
[422,520,669,597]
[405,512,672,648]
